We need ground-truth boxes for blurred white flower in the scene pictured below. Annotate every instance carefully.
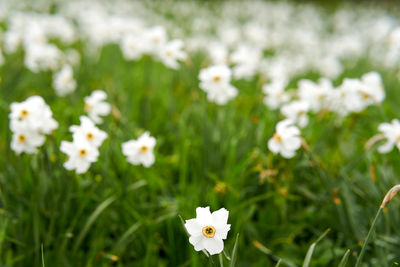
[377,119,400,154]
[11,123,45,155]
[69,116,107,148]
[268,119,302,158]
[60,139,99,174]
[84,90,111,124]
[184,206,231,255]
[298,78,334,113]
[158,39,187,69]
[360,71,385,104]
[24,43,63,73]
[121,34,146,61]
[262,79,290,110]
[199,65,238,105]
[144,26,167,55]
[122,132,156,167]
[53,64,77,96]
[281,101,310,128]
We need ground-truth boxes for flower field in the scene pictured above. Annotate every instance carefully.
[1,0,400,266]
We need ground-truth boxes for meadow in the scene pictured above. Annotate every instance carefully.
[1,0,400,266]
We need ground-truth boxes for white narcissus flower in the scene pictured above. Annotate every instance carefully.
[184,207,231,255]
[377,119,400,153]
[69,116,107,148]
[53,64,77,96]
[262,79,290,110]
[84,90,111,124]
[268,119,302,159]
[281,100,310,128]
[360,71,385,104]
[198,65,238,105]
[60,139,99,174]
[158,39,187,69]
[11,123,45,154]
[122,132,156,167]
[120,34,146,61]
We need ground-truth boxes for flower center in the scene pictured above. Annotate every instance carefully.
[86,132,94,141]
[18,134,26,143]
[361,91,370,99]
[85,103,92,111]
[213,76,221,82]
[140,145,148,153]
[20,109,29,118]
[202,225,216,238]
[397,135,400,143]
[165,50,172,57]
[273,133,282,143]
[79,149,87,157]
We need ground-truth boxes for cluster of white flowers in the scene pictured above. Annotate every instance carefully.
[9,96,58,154]
[60,90,110,174]
[122,132,156,168]
[198,65,238,105]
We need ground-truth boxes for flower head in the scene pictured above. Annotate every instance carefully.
[377,119,400,153]
[53,64,77,96]
[60,139,99,174]
[69,116,107,148]
[184,207,231,255]
[84,90,111,124]
[268,119,302,158]
[122,132,156,167]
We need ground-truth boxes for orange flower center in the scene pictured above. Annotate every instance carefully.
[20,109,29,118]
[140,146,148,153]
[85,103,92,111]
[79,149,87,157]
[18,134,26,143]
[213,76,221,82]
[202,225,216,238]
[86,132,94,141]
[273,133,282,143]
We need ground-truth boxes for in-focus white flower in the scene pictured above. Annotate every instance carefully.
[377,119,400,153]
[281,101,310,128]
[53,64,77,96]
[184,206,231,255]
[262,79,290,110]
[158,39,187,69]
[199,65,238,105]
[60,139,99,174]
[84,90,111,124]
[69,116,107,148]
[268,119,302,158]
[122,132,156,167]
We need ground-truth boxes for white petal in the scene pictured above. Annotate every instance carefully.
[184,219,202,236]
[196,207,212,225]
[203,238,224,255]
[378,141,394,154]
[211,208,229,226]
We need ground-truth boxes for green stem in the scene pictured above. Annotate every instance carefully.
[355,207,382,267]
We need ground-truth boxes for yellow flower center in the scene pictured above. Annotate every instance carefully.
[18,134,26,143]
[85,103,92,111]
[202,225,216,238]
[165,50,172,57]
[86,132,94,141]
[20,109,29,118]
[397,135,400,143]
[140,146,148,153]
[273,133,282,143]
[213,76,221,82]
[79,149,87,157]
[361,91,370,99]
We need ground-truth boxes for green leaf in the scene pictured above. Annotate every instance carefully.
[338,249,350,267]
[229,233,239,267]
[302,228,330,267]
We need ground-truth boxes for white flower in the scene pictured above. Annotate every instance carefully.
[268,119,302,159]
[9,95,57,155]
[84,90,111,124]
[184,207,231,255]
[199,65,238,105]
[360,71,385,104]
[9,95,58,134]
[52,64,77,96]
[122,132,156,167]
[158,39,187,69]
[24,42,63,73]
[262,79,290,110]
[298,78,333,113]
[60,139,99,174]
[120,34,146,61]
[144,26,167,55]
[69,116,107,148]
[281,101,310,128]
[377,119,400,153]
[11,123,45,154]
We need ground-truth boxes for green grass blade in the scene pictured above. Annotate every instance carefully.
[338,249,350,267]
[73,195,117,252]
[114,222,141,251]
[229,233,239,267]
[302,228,330,267]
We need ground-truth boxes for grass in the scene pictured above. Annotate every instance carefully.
[1,40,400,266]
